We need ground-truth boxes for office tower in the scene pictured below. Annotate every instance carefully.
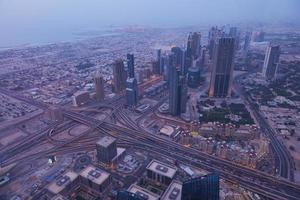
[116,191,145,200]
[94,72,105,101]
[243,31,252,52]
[190,32,202,58]
[113,59,127,94]
[171,46,184,72]
[127,53,135,78]
[169,53,188,115]
[209,37,235,98]
[208,27,221,59]
[155,49,164,75]
[262,45,280,80]
[187,67,201,88]
[96,136,117,164]
[229,27,240,50]
[181,173,220,200]
[126,78,138,106]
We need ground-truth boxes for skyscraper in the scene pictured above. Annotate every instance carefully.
[243,31,252,53]
[190,32,202,59]
[181,173,220,200]
[208,27,221,59]
[229,27,240,50]
[126,77,138,106]
[154,49,164,75]
[113,59,127,94]
[94,72,105,101]
[171,46,184,73]
[209,37,235,98]
[127,53,135,78]
[262,45,280,80]
[169,53,188,116]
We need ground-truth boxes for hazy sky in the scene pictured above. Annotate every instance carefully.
[0,0,299,47]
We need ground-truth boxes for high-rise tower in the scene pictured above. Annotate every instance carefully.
[94,72,105,101]
[113,59,127,94]
[127,53,135,78]
[262,45,280,80]
[209,37,235,98]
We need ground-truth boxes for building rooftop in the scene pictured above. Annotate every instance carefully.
[160,125,175,137]
[80,165,110,185]
[146,160,177,179]
[161,180,182,200]
[47,171,78,194]
[128,184,160,200]
[96,136,116,148]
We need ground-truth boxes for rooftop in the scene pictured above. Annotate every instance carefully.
[80,165,110,185]
[161,180,182,200]
[47,171,78,194]
[128,184,160,200]
[146,159,177,179]
[96,136,116,148]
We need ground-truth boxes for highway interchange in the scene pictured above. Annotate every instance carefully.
[0,78,300,200]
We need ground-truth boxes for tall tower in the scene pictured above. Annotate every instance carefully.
[209,37,235,98]
[168,53,187,116]
[191,32,201,59]
[94,72,105,101]
[262,45,280,80]
[171,46,184,72]
[113,59,127,94]
[208,27,221,59]
[126,78,138,106]
[127,53,135,78]
[243,31,252,53]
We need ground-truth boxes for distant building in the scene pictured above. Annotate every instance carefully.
[187,67,201,88]
[72,91,90,106]
[126,78,139,106]
[229,27,240,50]
[154,49,164,75]
[252,31,265,42]
[169,53,188,115]
[243,31,252,52]
[96,136,117,164]
[262,45,280,80]
[146,159,177,186]
[127,53,135,78]
[181,173,220,200]
[209,37,235,98]
[171,47,184,73]
[113,59,127,94]
[94,72,105,101]
[48,106,64,121]
[208,27,222,59]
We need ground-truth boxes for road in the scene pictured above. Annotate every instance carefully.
[233,72,294,181]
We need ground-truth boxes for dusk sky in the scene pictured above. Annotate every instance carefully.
[0,0,299,46]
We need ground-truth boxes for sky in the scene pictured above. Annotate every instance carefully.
[0,0,299,47]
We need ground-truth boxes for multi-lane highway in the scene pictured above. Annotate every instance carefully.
[1,86,299,200]
[63,110,300,200]
[233,73,294,181]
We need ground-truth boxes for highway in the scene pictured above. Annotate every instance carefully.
[1,87,299,199]
[63,110,300,200]
[233,73,294,181]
